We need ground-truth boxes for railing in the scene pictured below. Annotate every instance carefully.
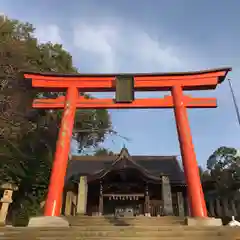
[206,197,240,218]
[149,200,163,216]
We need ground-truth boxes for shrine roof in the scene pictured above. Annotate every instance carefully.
[66,148,185,185]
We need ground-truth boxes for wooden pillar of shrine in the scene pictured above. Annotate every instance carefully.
[208,199,215,217]
[98,181,103,216]
[230,199,237,216]
[161,176,173,215]
[185,198,191,216]
[177,192,185,217]
[222,197,230,217]
[215,198,222,217]
[77,176,88,215]
[144,184,150,216]
[64,191,73,216]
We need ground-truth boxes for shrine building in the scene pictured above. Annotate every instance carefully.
[63,148,188,217]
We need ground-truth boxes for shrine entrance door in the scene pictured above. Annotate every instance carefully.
[103,194,144,217]
[97,167,150,217]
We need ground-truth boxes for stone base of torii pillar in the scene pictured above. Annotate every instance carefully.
[28,216,69,227]
[185,217,223,226]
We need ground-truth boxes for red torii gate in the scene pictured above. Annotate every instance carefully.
[23,67,231,218]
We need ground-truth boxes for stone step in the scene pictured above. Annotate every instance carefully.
[68,219,185,222]
[67,216,185,226]
[67,220,185,223]
[67,216,184,220]
[0,226,237,231]
[68,222,185,226]
[0,227,238,238]
[67,219,185,222]
[0,236,235,240]
[0,230,232,237]
[0,226,237,232]
[1,216,239,240]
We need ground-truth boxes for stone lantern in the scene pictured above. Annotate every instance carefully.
[0,183,18,225]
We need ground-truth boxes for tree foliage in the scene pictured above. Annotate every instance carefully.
[74,109,112,153]
[94,147,116,156]
[0,16,112,224]
[205,146,240,196]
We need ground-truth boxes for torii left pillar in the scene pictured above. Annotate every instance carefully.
[44,87,78,216]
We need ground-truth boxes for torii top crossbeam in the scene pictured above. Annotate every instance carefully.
[22,67,231,220]
[23,67,230,91]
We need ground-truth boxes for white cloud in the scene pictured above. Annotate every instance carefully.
[73,23,117,72]
[34,24,62,44]
[73,21,193,73]
[31,20,200,74]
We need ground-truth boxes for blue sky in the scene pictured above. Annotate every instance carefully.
[1,0,240,167]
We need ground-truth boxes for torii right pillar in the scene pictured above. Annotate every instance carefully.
[172,85,207,218]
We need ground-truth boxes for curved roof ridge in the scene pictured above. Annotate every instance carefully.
[87,147,162,182]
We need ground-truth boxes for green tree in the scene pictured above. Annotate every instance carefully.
[0,16,112,225]
[74,109,112,153]
[206,146,240,196]
[198,165,211,182]
[198,166,204,179]
[94,147,116,156]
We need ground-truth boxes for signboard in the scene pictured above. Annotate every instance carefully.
[115,76,134,103]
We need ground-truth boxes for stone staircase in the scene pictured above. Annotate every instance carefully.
[0,216,239,239]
